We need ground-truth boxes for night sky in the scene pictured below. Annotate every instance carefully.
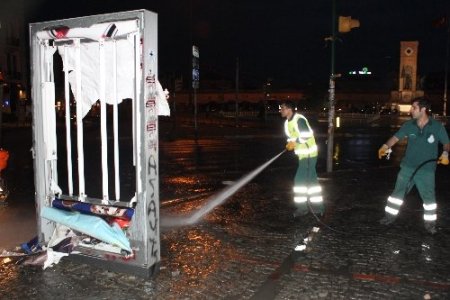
[13,0,450,89]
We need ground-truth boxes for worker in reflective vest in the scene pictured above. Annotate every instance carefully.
[279,100,324,217]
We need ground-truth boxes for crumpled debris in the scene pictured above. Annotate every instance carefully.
[2,257,12,264]
[14,212,132,269]
[77,237,123,254]
[1,249,31,257]
[21,237,76,268]
[294,244,306,251]
[1,238,47,265]
[22,252,48,267]
[294,226,321,251]
[43,248,69,269]
[0,236,46,265]
[20,236,42,254]
[20,225,79,268]
[41,207,131,252]
[48,224,76,248]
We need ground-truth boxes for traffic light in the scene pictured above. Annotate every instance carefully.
[338,16,360,33]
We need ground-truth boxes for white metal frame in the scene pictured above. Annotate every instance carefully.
[30,10,160,277]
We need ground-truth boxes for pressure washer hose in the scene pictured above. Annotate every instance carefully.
[408,158,438,186]
[308,157,439,236]
[303,142,350,234]
[402,158,438,211]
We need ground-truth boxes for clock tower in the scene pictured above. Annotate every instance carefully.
[391,41,424,104]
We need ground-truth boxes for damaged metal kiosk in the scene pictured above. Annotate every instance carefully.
[29,10,168,277]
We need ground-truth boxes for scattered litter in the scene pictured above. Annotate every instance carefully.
[22,252,48,267]
[48,224,76,248]
[294,244,306,251]
[1,249,33,258]
[41,207,131,252]
[20,236,42,254]
[0,237,46,264]
[312,227,320,233]
[4,218,131,269]
[77,238,124,254]
[2,257,12,264]
[393,250,400,254]
[43,248,69,270]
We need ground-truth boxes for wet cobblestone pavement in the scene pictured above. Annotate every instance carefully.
[2,165,450,299]
[1,120,450,299]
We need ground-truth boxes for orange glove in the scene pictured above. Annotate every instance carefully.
[438,151,449,165]
[378,144,389,159]
[285,141,296,151]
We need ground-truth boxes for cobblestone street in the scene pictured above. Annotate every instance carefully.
[1,120,450,299]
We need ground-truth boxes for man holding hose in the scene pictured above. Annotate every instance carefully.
[378,97,450,234]
[280,100,324,218]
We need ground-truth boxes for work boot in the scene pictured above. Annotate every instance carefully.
[379,214,395,225]
[293,208,308,218]
[424,222,437,235]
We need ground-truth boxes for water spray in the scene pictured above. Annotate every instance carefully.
[161,150,286,228]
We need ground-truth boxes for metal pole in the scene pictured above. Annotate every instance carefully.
[326,0,337,173]
[74,39,86,199]
[194,86,198,136]
[443,22,450,117]
[63,46,73,196]
[172,78,177,133]
[0,81,3,146]
[235,57,239,126]
[0,71,5,146]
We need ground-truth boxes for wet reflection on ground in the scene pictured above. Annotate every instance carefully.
[2,118,450,298]
[166,229,225,288]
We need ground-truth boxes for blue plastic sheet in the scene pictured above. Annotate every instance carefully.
[41,207,131,252]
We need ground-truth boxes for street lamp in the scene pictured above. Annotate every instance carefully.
[443,21,449,117]
[0,71,4,145]
[326,0,359,173]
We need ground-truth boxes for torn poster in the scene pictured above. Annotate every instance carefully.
[36,20,171,118]
[52,199,134,220]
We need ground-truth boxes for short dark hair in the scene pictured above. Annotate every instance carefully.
[280,100,295,110]
[411,97,431,114]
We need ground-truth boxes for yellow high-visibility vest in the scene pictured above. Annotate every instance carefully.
[284,113,318,159]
